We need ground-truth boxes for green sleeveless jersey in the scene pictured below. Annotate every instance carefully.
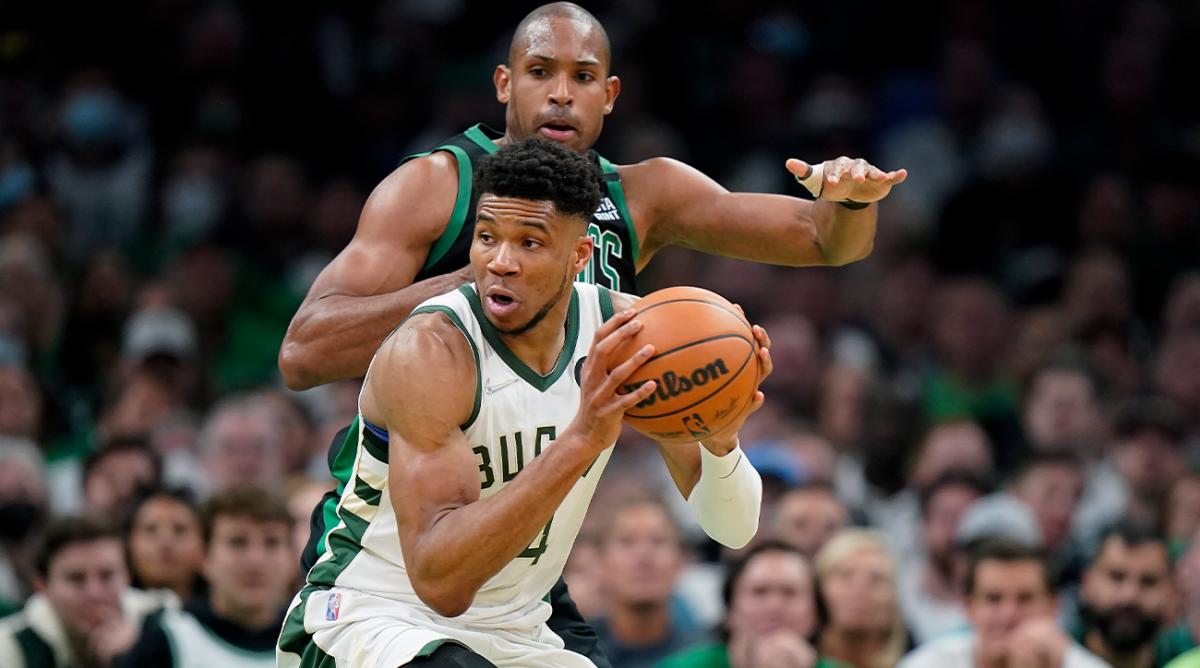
[408,123,640,293]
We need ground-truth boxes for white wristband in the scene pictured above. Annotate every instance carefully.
[794,161,825,198]
[687,443,762,549]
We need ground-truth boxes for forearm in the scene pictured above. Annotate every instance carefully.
[810,199,877,266]
[404,433,599,615]
[279,270,469,389]
[687,443,762,548]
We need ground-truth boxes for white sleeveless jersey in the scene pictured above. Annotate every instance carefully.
[304,282,616,632]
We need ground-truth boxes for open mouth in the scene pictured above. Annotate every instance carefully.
[491,294,515,306]
[539,122,577,140]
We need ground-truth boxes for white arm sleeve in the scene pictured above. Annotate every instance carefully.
[686,443,762,549]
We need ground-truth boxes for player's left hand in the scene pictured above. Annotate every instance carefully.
[787,156,907,205]
[699,318,772,455]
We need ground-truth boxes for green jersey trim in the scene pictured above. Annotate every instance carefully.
[596,155,639,265]
[14,626,56,668]
[409,305,483,429]
[597,285,615,321]
[422,144,474,272]
[464,124,500,154]
[458,284,580,392]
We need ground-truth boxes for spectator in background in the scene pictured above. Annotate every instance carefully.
[1166,475,1200,551]
[0,516,175,667]
[81,437,161,519]
[815,530,908,668]
[897,471,990,644]
[0,439,48,613]
[1164,532,1200,665]
[1010,452,1087,576]
[1021,355,1107,457]
[119,486,293,667]
[898,539,1108,668]
[1076,397,1189,543]
[126,488,205,602]
[1155,333,1200,449]
[772,483,849,560]
[1077,523,1181,668]
[197,395,286,496]
[591,497,701,668]
[0,363,42,442]
[659,540,847,668]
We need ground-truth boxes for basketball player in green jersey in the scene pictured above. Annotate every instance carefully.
[278,138,770,668]
[283,3,904,664]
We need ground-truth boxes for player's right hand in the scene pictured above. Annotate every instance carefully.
[570,308,657,451]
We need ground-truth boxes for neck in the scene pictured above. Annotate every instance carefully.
[169,578,194,602]
[820,626,890,668]
[608,600,671,646]
[1085,630,1155,668]
[211,591,276,631]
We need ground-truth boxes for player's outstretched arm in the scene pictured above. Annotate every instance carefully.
[366,309,657,618]
[622,156,906,269]
[278,153,468,390]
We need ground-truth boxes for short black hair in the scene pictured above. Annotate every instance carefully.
[1090,520,1168,567]
[35,515,124,577]
[201,485,292,544]
[1010,451,1084,485]
[919,470,994,517]
[82,435,162,489]
[474,137,602,220]
[965,537,1055,596]
[719,540,811,641]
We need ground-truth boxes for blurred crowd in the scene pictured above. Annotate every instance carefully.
[0,0,1199,667]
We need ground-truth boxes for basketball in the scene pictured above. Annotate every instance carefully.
[612,286,760,444]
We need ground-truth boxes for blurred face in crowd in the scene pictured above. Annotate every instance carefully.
[1022,368,1102,452]
[1081,537,1175,654]
[600,502,683,609]
[0,365,41,439]
[967,559,1058,664]
[38,538,128,640]
[911,422,993,489]
[1012,462,1084,552]
[773,487,847,559]
[496,12,618,153]
[204,515,294,627]
[83,447,158,516]
[1113,426,1186,500]
[1156,334,1200,416]
[1064,251,1131,329]
[820,546,898,633]
[203,408,284,492]
[1176,534,1200,613]
[727,550,818,643]
[923,482,983,571]
[1166,475,1200,543]
[129,495,204,594]
[932,281,1010,381]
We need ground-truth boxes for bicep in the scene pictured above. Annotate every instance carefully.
[305,155,459,302]
[630,158,825,267]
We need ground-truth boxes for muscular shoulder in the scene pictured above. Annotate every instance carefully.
[361,312,476,439]
[357,152,461,246]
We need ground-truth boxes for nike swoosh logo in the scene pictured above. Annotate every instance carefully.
[485,378,519,395]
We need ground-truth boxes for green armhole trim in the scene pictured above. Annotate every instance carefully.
[464,124,500,154]
[597,285,615,321]
[416,638,472,658]
[421,144,474,273]
[279,586,320,656]
[459,284,580,392]
[409,305,482,429]
[596,155,639,265]
[14,626,56,667]
[318,415,361,557]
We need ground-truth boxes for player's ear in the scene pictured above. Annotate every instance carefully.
[573,227,594,275]
[603,75,620,115]
[495,65,512,104]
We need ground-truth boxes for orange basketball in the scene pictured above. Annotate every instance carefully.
[612,286,760,444]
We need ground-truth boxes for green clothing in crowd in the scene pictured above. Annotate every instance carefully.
[657,642,850,668]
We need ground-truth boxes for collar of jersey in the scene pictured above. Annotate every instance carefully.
[464,124,502,154]
[459,284,580,392]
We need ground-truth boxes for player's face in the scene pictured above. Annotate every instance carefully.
[204,516,295,619]
[471,194,592,335]
[129,496,204,592]
[967,560,1057,662]
[39,539,128,639]
[496,18,619,152]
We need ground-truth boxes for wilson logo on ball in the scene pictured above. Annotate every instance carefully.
[626,358,730,408]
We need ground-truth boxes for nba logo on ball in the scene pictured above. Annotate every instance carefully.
[326,593,342,621]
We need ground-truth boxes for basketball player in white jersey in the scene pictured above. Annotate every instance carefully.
[277,138,769,667]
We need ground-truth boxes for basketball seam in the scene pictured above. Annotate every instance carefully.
[625,340,756,420]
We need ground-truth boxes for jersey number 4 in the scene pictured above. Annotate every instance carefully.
[519,517,553,564]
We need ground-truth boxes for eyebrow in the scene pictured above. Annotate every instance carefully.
[528,54,602,67]
[477,211,550,232]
